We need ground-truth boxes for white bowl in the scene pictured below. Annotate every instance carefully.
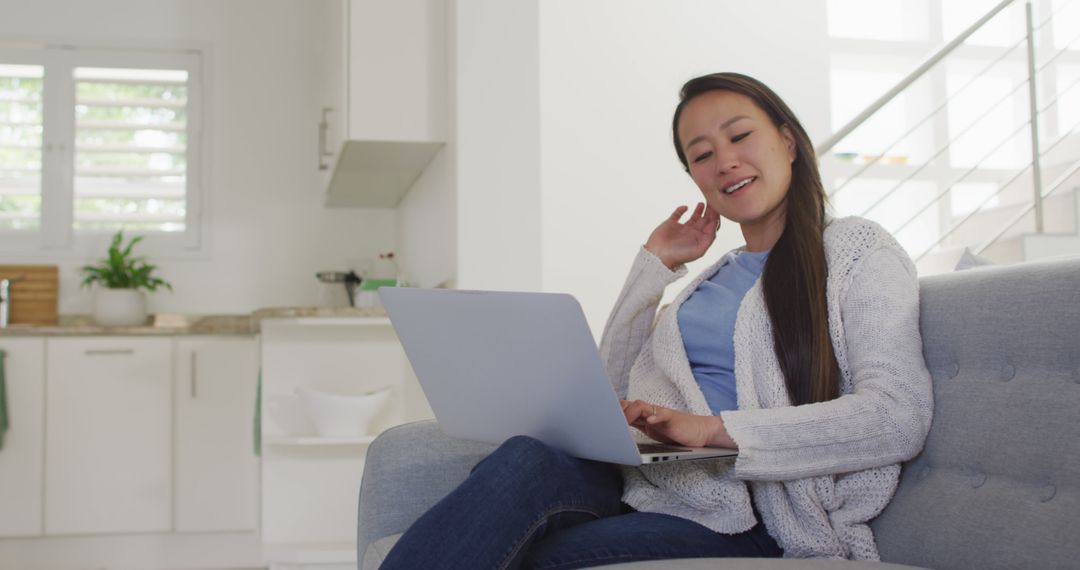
[295,386,391,438]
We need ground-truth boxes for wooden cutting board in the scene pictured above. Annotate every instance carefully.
[0,265,59,326]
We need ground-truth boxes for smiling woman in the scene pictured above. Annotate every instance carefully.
[377,72,933,569]
[674,91,795,252]
[668,73,837,407]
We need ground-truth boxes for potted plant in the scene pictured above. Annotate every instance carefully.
[80,231,172,327]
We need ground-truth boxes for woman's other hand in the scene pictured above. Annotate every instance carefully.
[644,202,721,270]
[620,399,737,449]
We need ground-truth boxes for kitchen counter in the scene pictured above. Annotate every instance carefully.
[0,306,389,336]
[0,314,256,336]
[252,306,387,320]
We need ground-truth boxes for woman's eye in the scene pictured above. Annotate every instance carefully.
[732,131,752,143]
[692,151,712,163]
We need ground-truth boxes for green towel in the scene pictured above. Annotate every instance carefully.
[360,278,397,291]
[0,350,8,451]
[253,368,261,456]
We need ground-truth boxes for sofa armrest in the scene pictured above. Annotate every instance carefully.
[356,420,496,565]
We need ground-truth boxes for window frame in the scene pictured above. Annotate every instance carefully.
[0,42,207,259]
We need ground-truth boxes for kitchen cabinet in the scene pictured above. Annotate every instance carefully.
[44,337,172,535]
[0,338,45,537]
[324,0,447,207]
[173,336,259,533]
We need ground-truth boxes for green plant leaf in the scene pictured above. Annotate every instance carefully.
[78,230,173,293]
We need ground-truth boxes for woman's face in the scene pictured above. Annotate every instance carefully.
[677,90,796,236]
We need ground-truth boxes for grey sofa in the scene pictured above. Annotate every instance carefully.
[357,257,1080,569]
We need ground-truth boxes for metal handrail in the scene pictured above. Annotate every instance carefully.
[1023,1,1045,231]
[816,0,1017,155]
[819,0,1080,264]
[826,0,1070,201]
[889,69,1080,238]
[912,115,1080,261]
[974,160,1080,254]
[826,35,1026,199]
[890,120,1031,235]
[862,21,1080,229]
[855,75,1030,219]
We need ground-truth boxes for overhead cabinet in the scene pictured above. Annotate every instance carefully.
[325,0,447,208]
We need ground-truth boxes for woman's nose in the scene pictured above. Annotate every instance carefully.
[714,148,739,174]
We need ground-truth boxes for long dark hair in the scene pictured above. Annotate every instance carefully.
[671,72,839,406]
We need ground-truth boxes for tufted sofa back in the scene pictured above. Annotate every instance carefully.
[870,257,1080,570]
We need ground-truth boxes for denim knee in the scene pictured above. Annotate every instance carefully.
[503,435,557,456]
[482,435,564,470]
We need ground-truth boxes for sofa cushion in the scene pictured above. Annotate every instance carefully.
[597,560,926,569]
[363,533,402,569]
[953,247,995,271]
[870,258,1080,569]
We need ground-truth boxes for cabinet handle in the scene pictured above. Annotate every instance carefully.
[190,351,198,399]
[318,107,334,170]
[84,348,134,356]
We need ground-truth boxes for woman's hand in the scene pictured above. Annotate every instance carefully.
[620,400,738,449]
[644,203,721,270]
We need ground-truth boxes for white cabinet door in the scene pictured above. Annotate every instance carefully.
[0,337,45,537]
[174,336,259,532]
[348,0,446,142]
[45,337,172,535]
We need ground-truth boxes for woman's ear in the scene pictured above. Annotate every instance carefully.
[780,124,797,163]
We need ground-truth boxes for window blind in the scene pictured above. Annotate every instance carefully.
[0,64,44,231]
[73,67,188,232]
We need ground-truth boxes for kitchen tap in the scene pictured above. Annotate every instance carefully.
[0,279,10,328]
[0,274,26,328]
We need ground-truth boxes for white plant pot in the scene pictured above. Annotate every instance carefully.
[93,288,148,327]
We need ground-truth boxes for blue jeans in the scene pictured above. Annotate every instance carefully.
[380,435,782,569]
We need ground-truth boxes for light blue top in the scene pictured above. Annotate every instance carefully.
[676,249,770,414]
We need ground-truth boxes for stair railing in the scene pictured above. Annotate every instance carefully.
[817,0,1080,262]
[816,0,1017,155]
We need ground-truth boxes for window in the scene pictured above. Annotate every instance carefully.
[0,45,203,252]
[0,64,44,231]
[74,67,189,233]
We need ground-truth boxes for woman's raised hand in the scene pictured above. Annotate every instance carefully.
[644,203,721,270]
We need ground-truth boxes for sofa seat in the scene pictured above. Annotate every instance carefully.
[363,532,928,569]
[357,257,1080,569]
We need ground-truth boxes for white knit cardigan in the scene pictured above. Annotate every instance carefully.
[599,216,934,560]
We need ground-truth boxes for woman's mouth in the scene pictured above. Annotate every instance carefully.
[723,177,756,195]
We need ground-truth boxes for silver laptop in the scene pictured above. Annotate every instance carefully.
[379,287,737,466]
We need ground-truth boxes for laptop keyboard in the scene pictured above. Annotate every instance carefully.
[637,443,692,454]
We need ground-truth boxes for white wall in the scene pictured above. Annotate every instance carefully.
[538,0,832,333]
[397,143,455,288]
[453,0,543,291]
[397,0,456,290]
[0,0,397,315]
[393,0,833,332]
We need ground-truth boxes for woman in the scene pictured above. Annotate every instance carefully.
[380,72,933,569]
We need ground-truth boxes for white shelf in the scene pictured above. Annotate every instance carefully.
[264,435,376,446]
